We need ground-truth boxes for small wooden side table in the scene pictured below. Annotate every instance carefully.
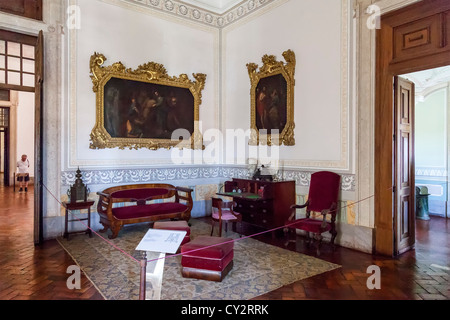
[63,200,95,240]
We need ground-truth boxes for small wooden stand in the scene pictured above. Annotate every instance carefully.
[63,200,95,240]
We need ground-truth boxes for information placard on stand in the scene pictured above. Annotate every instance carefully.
[136,229,187,300]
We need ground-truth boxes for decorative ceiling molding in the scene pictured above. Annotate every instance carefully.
[180,0,246,14]
[123,0,279,28]
[402,65,450,98]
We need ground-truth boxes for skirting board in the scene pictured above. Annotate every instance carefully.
[294,223,375,254]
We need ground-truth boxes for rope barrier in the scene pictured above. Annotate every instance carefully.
[41,182,140,263]
[39,181,406,299]
[41,181,379,264]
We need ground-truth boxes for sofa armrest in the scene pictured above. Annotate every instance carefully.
[175,186,193,193]
[175,187,193,210]
[97,191,114,219]
[97,191,110,198]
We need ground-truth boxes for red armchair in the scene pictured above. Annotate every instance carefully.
[284,171,341,255]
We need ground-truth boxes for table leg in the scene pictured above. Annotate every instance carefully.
[64,208,69,240]
[88,208,92,238]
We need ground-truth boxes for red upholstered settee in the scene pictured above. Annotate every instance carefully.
[97,183,193,239]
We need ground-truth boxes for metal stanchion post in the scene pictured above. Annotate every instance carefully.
[139,252,147,300]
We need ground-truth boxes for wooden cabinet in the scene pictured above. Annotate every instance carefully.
[222,178,295,232]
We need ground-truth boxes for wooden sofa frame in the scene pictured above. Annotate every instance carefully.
[97,183,193,239]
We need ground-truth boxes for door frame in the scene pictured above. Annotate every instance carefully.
[0,108,10,186]
[0,29,43,244]
[375,0,450,256]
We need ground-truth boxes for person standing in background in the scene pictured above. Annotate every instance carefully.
[17,154,30,193]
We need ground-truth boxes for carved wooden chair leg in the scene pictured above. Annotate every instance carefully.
[330,230,337,251]
[218,220,223,237]
[306,232,312,247]
[314,233,323,256]
[109,227,120,239]
[284,228,295,247]
[99,224,109,233]
[210,221,215,236]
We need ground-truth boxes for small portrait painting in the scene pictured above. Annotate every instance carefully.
[255,73,287,132]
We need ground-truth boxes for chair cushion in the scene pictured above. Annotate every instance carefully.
[289,218,332,234]
[181,251,234,272]
[181,236,234,271]
[112,202,188,220]
[212,208,240,221]
[153,220,191,236]
[181,236,233,259]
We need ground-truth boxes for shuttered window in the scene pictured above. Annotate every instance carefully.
[0,39,35,88]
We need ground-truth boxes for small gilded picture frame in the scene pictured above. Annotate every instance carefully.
[247,50,296,146]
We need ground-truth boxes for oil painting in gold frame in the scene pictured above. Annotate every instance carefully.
[89,52,206,150]
[247,50,295,146]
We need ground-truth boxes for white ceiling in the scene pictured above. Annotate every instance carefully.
[180,0,244,14]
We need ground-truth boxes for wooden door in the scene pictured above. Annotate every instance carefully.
[376,0,450,256]
[34,31,43,245]
[394,76,415,255]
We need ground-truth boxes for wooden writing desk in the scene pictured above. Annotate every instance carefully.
[218,178,295,234]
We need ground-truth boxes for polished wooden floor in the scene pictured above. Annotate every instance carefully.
[0,183,448,300]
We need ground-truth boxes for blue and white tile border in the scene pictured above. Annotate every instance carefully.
[61,166,356,191]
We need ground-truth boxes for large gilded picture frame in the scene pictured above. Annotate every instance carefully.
[89,52,206,150]
[247,50,296,146]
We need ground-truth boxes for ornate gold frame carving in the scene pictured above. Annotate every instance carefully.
[89,53,206,150]
[247,50,296,146]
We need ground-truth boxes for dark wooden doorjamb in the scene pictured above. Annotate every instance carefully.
[375,0,450,256]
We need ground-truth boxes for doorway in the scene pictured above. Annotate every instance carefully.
[0,29,43,244]
[375,0,450,256]
[398,66,450,256]
[402,66,450,220]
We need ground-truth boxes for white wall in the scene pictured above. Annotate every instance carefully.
[222,0,346,167]
[16,91,35,176]
[67,0,219,169]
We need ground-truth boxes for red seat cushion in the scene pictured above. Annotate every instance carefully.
[181,251,234,271]
[181,236,234,271]
[112,202,188,220]
[289,218,332,233]
[153,220,191,236]
[181,236,233,258]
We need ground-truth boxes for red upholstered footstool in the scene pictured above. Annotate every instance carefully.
[153,220,191,246]
[181,236,234,282]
